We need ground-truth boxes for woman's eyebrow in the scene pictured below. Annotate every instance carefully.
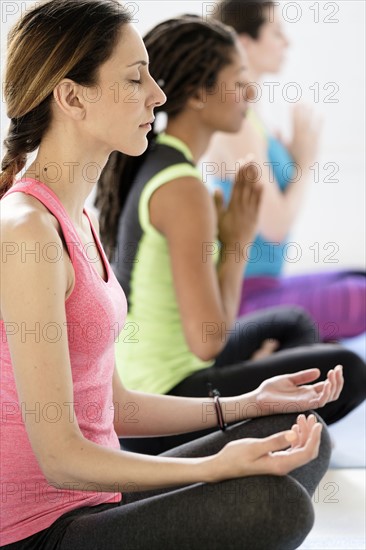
[127,60,148,67]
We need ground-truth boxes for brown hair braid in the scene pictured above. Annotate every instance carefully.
[0,0,131,198]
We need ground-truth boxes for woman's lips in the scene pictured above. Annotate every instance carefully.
[140,118,155,128]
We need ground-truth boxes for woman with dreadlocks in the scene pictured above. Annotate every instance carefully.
[97,14,365,456]
[0,3,345,549]
[204,0,366,342]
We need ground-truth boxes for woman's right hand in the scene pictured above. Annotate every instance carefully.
[210,414,322,483]
[214,157,262,246]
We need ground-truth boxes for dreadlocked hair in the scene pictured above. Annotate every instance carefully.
[96,14,237,261]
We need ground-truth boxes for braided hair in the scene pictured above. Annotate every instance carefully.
[0,0,131,198]
[96,15,237,261]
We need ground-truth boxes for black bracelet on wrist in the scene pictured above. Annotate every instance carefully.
[207,384,227,432]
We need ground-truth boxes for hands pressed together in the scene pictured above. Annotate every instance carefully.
[207,150,343,483]
[214,156,263,247]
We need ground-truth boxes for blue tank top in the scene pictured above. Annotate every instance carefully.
[208,115,294,278]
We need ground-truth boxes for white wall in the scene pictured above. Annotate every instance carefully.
[1,1,365,273]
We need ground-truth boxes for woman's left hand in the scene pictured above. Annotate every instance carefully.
[254,365,343,415]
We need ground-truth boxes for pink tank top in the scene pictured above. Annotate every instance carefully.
[0,179,127,545]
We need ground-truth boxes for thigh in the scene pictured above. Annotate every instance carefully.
[125,412,330,501]
[214,305,319,368]
[0,503,119,550]
[58,475,314,550]
[241,271,366,340]
[122,342,365,455]
[170,343,366,425]
[60,415,329,550]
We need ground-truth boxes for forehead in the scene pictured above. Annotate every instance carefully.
[216,46,249,82]
[102,24,148,70]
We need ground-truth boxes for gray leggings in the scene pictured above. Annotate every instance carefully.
[3,413,331,550]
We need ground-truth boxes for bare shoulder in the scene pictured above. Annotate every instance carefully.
[1,191,63,243]
[150,175,216,238]
[241,115,267,153]
[0,192,70,320]
[152,174,211,203]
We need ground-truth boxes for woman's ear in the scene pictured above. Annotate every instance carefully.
[52,79,87,120]
[238,33,252,52]
[187,90,206,111]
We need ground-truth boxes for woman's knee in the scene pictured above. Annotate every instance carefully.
[264,476,315,550]
[325,346,366,392]
[284,305,319,344]
[245,305,319,346]
[336,348,366,403]
[219,475,315,550]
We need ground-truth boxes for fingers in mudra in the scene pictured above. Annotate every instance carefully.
[264,418,323,475]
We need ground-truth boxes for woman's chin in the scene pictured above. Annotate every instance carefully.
[222,120,246,134]
[268,61,284,74]
[121,139,149,157]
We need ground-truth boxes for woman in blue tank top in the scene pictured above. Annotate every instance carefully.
[205,0,366,342]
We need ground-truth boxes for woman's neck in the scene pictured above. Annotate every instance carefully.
[165,114,214,165]
[249,68,263,87]
[23,132,109,227]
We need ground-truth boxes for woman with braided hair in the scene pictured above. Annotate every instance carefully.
[97,15,365,458]
[0,2,349,548]
[0,2,347,548]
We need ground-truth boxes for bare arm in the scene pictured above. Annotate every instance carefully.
[0,208,219,491]
[112,366,260,437]
[113,363,343,438]
[0,202,340,494]
[149,171,261,361]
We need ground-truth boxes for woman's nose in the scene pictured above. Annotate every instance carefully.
[151,79,167,108]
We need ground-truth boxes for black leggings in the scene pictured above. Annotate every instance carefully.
[1,413,331,550]
[121,306,366,455]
